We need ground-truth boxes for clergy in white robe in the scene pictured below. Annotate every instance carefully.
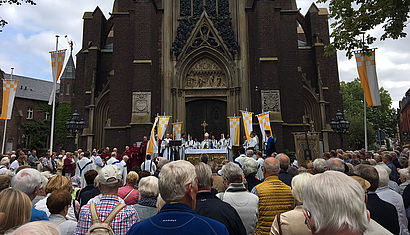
[161,134,173,161]
[201,133,211,149]
[75,152,95,188]
[141,155,157,175]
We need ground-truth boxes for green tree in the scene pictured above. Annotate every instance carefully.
[0,0,36,32]
[23,101,71,151]
[317,0,410,58]
[340,78,397,149]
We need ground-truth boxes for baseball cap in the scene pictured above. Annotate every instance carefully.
[98,165,122,185]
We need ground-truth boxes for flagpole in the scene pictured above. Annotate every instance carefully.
[2,68,14,154]
[49,35,59,154]
[364,92,368,151]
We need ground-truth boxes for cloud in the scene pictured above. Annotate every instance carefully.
[0,0,408,109]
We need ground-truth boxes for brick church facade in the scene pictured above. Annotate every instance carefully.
[70,0,343,153]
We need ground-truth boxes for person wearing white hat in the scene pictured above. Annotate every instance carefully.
[75,165,139,234]
[201,132,211,149]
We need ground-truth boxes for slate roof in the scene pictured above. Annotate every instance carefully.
[3,73,60,102]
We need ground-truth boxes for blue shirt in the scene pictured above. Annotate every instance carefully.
[126,203,229,235]
[30,207,49,222]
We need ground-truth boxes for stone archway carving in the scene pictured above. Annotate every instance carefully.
[184,57,228,89]
[94,90,109,149]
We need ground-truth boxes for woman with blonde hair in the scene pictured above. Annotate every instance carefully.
[118,171,140,205]
[34,175,78,221]
[0,188,32,234]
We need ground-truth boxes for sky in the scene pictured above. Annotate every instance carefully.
[0,0,409,109]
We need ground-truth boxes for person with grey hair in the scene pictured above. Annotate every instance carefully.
[154,157,168,178]
[398,168,410,195]
[251,157,294,235]
[133,176,159,221]
[275,153,293,186]
[242,158,262,191]
[271,173,313,235]
[398,156,408,168]
[194,162,246,235]
[127,160,229,235]
[313,158,326,174]
[303,171,370,235]
[374,165,409,234]
[208,161,225,192]
[217,162,258,235]
[11,168,49,222]
[326,157,345,172]
[0,157,10,175]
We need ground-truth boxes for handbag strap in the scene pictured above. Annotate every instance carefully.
[124,189,135,201]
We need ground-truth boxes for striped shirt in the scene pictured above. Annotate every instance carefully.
[75,194,139,235]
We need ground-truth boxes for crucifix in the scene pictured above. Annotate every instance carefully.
[201,120,208,134]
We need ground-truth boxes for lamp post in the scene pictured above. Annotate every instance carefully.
[65,112,85,151]
[330,110,350,150]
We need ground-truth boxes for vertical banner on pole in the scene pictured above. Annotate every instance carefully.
[355,49,381,106]
[241,111,253,141]
[0,80,19,120]
[229,117,240,146]
[48,49,66,105]
[157,116,170,140]
[146,117,158,154]
[173,122,182,140]
[257,112,272,143]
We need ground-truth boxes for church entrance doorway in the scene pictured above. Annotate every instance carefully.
[186,99,227,140]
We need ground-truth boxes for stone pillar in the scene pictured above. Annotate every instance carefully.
[238,0,250,110]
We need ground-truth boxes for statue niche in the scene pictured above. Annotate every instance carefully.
[185,58,227,89]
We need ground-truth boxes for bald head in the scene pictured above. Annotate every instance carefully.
[263,157,280,177]
[275,153,290,171]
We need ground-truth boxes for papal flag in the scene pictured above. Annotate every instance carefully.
[241,111,253,141]
[0,80,19,120]
[173,122,182,140]
[229,117,240,146]
[257,112,272,143]
[146,117,159,154]
[158,116,170,140]
[355,49,381,106]
[48,49,66,105]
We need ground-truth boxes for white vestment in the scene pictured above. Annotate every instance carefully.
[75,157,95,188]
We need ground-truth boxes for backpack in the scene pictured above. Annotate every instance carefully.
[86,202,127,235]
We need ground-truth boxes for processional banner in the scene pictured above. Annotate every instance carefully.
[229,117,240,146]
[241,111,253,141]
[355,49,381,106]
[48,49,66,105]
[146,117,158,154]
[0,80,19,120]
[157,116,170,140]
[173,122,182,140]
[257,112,272,143]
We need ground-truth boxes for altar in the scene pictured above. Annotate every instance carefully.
[185,149,227,166]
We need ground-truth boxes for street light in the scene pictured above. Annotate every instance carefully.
[65,112,85,151]
[330,110,350,149]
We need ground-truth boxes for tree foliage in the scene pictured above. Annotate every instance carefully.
[23,101,71,151]
[0,0,36,32]
[317,0,410,58]
[341,78,397,149]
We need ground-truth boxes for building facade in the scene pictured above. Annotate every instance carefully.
[399,89,410,145]
[0,73,58,152]
[71,0,343,152]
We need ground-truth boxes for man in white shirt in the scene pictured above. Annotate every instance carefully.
[9,154,23,174]
[218,134,228,150]
[106,152,127,185]
[247,132,257,151]
[161,134,172,161]
[234,148,247,169]
[141,154,157,175]
[256,151,264,181]
[186,136,196,149]
[75,151,95,188]
[226,134,233,162]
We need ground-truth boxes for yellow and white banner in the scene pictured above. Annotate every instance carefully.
[173,122,182,140]
[229,117,240,146]
[146,117,158,154]
[355,49,381,106]
[241,111,253,141]
[48,49,66,105]
[158,116,170,140]
[0,80,19,120]
[257,112,272,143]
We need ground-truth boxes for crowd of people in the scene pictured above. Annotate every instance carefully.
[0,136,409,235]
